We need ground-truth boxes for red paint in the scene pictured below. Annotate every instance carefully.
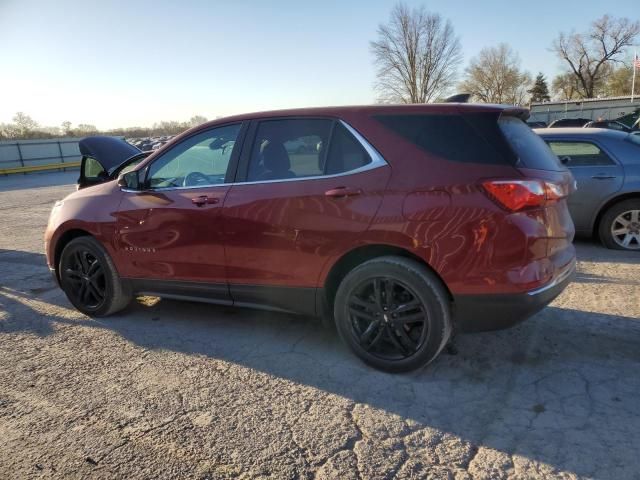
[45,104,575,307]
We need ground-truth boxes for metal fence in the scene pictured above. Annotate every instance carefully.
[0,138,84,174]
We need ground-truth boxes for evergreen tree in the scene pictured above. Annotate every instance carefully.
[528,73,551,103]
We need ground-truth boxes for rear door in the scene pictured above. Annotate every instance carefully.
[222,117,390,314]
[546,138,624,233]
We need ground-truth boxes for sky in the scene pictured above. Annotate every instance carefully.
[1,0,638,130]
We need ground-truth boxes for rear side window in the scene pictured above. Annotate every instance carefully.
[247,119,332,181]
[547,141,615,167]
[374,114,509,165]
[499,116,565,171]
[246,119,371,182]
[325,123,371,174]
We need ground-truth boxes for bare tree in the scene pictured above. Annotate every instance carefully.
[604,64,634,97]
[61,121,72,136]
[551,72,582,100]
[552,15,639,99]
[459,44,532,105]
[370,3,462,103]
[188,115,208,128]
[12,112,39,137]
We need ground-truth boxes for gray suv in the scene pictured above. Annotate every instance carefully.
[535,128,640,250]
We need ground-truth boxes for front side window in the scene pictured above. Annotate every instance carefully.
[246,119,372,182]
[147,123,241,188]
[547,141,615,167]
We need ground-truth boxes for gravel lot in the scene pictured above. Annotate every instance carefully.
[1,172,639,479]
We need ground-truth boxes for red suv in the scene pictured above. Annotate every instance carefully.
[45,104,576,372]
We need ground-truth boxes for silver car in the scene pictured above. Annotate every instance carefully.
[535,128,640,251]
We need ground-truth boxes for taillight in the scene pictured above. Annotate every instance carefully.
[482,180,568,212]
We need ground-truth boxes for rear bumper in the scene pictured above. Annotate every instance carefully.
[453,259,575,333]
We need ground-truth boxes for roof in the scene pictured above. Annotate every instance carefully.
[201,103,528,125]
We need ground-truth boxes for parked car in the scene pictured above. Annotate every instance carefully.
[535,128,640,250]
[46,104,576,372]
[548,118,591,128]
[583,120,634,133]
[527,121,547,128]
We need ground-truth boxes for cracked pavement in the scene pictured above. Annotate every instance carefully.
[1,172,639,479]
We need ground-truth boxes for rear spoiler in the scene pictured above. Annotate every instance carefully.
[445,93,471,103]
[500,106,530,121]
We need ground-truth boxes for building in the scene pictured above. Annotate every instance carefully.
[530,95,640,127]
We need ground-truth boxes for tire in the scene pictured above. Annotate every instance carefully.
[598,199,640,251]
[58,236,131,316]
[333,256,452,372]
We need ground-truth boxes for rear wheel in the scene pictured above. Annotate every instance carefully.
[334,256,451,372]
[598,199,640,251]
[59,236,131,316]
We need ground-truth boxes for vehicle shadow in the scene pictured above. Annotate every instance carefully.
[2,288,640,476]
[2,249,640,478]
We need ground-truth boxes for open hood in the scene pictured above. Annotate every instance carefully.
[79,136,141,174]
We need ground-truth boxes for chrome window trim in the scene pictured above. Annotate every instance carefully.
[123,119,388,192]
[233,119,388,186]
[120,183,232,193]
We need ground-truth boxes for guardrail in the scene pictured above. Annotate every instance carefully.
[0,138,83,176]
[0,162,81,175]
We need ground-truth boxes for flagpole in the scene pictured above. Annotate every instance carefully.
[632,49,637,103]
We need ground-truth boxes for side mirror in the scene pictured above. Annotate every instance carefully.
[117,170,141,190]
[560,156,571,165]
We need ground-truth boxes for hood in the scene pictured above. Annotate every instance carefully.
[79,136,141,173]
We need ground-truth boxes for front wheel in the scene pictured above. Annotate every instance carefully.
[333,256,452,372]
[59,236,131,316]
[598,199,640,251]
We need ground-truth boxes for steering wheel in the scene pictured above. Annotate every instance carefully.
[183,171,210,187]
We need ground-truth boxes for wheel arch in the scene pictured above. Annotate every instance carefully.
[53,228,92,280]
[320,244,452,317]
[592,192,640,237]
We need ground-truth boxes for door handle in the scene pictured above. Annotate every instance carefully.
[591,175,616,180]
[325,187,363,198]
[191,195,219,206]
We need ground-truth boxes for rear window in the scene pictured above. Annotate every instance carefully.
[375,114,509,165]
[498,116,565,171]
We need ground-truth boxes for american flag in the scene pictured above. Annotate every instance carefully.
[635,54,640,69]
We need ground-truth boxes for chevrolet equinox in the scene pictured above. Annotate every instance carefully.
[45,104,576,372]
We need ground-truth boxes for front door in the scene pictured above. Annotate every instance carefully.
[222,117,390,314]
[114,123,245,302]
[547,139,624,233]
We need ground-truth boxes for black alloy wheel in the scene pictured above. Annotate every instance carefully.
[62,247,106,310]
[348,277,428,360]
[59,236,131,316]
[334,256,451,372]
